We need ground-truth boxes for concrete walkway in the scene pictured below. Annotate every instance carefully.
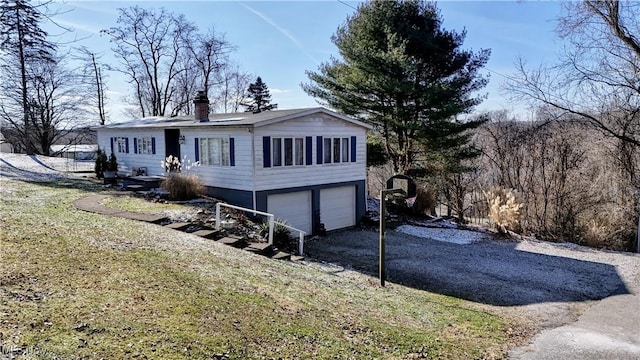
[73,194,168,224]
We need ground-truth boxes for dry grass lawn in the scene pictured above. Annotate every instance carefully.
[0,177,517,359]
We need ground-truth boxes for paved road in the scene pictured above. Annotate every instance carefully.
[305,228,640,359]
[509,276,640,359]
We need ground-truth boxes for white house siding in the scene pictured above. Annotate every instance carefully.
[180,127,254,191]
[253,114,367,192]
[97,128,166,175]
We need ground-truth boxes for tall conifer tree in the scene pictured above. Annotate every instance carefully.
[242,76,277,113]
[303,0,490,174]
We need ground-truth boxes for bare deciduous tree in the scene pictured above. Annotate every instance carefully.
[506,0,640,149]
[102,6,196,117]
[211,63,252,113]
[76,46,108,125]
[0,0,56,153]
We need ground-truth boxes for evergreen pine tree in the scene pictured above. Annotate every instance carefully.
[242,76,277,113]
[302,0,490,174]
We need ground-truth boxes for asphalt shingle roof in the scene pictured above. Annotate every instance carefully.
[100,107,372,130]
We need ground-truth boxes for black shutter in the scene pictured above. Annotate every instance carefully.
[305,136,313,165]
[229,138,235,166]
[263,136,271,168]
[110,137,114,154]
[133,138,138,154]
[316,136,323,164]
[351,136,356,162]
[151,138,156,154]
[194,138,200,162]
[125,138,129,153]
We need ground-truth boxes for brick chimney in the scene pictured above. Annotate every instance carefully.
[193,90,209,122]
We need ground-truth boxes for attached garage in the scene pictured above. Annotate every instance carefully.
[267,191,313,234]
[320,186,356,231]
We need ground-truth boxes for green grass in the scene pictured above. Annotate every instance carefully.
[0,178,517,359]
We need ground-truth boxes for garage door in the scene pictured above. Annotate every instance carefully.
[320,186,356,231]
[267,191,312,234]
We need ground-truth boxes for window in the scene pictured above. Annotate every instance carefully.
[322,136,350,164]
[135,137,154,155]
[284,138,293,166]
[333,138,341,163]
[272,137,305,167]
[341,138,349,162]
[323,138,332,163]
[199,137,230,166]
[295,138,304,166]
[115,137,128,154]
[272,138,282,167]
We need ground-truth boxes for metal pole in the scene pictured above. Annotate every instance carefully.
[380,190,386,287]
[268,214,274,246]
[215,203,221,230]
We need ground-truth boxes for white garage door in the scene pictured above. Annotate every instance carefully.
[267,191,312,234]
[320,186,356,231]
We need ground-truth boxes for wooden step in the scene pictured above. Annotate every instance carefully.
[191,229,223,240]
[217,235,246,248]
[244,242,273,255]
[164,222,192,231]
[271,251,291,261]
[290,255,305,262]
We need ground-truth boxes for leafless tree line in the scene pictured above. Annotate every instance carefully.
[473,110,638,251]
[0,2,253,155]
[101,6,252,118]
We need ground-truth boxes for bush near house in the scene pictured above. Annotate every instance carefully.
[94,148,108,179]
[160,155,203,200]
[161,173,204,201]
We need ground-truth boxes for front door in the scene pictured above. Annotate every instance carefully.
[165,129,181,159]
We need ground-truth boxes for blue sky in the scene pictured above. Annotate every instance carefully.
[44,0,564,121]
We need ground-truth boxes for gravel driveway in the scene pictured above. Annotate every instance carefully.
[306,228,634,306]
[305,227,640,358]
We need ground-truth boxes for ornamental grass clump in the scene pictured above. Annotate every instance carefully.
[161,156,203,200]
[484,188,523,235]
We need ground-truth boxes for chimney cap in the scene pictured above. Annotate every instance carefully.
[193,90,209,104]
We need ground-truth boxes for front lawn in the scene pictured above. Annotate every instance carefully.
[0,177,516,359]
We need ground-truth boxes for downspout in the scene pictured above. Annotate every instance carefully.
[250,126,257,213]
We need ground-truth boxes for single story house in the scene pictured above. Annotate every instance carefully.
[50,144,98,160]
[96,94,372,235]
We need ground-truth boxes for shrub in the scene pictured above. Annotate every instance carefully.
[259,218,293,249]
[412,186,437,217]
[161,173,204,200]
[485,188,523,234]
[94,148,108,179]
[107,152,118,171]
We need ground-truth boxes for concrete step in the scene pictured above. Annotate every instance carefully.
[164,222,192,231]
[217,235,246,248]
[290,256,305,262]
[128,214,168,224]
[191,229,223,240]
[271,251,291,261]
[244,242,273,255]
